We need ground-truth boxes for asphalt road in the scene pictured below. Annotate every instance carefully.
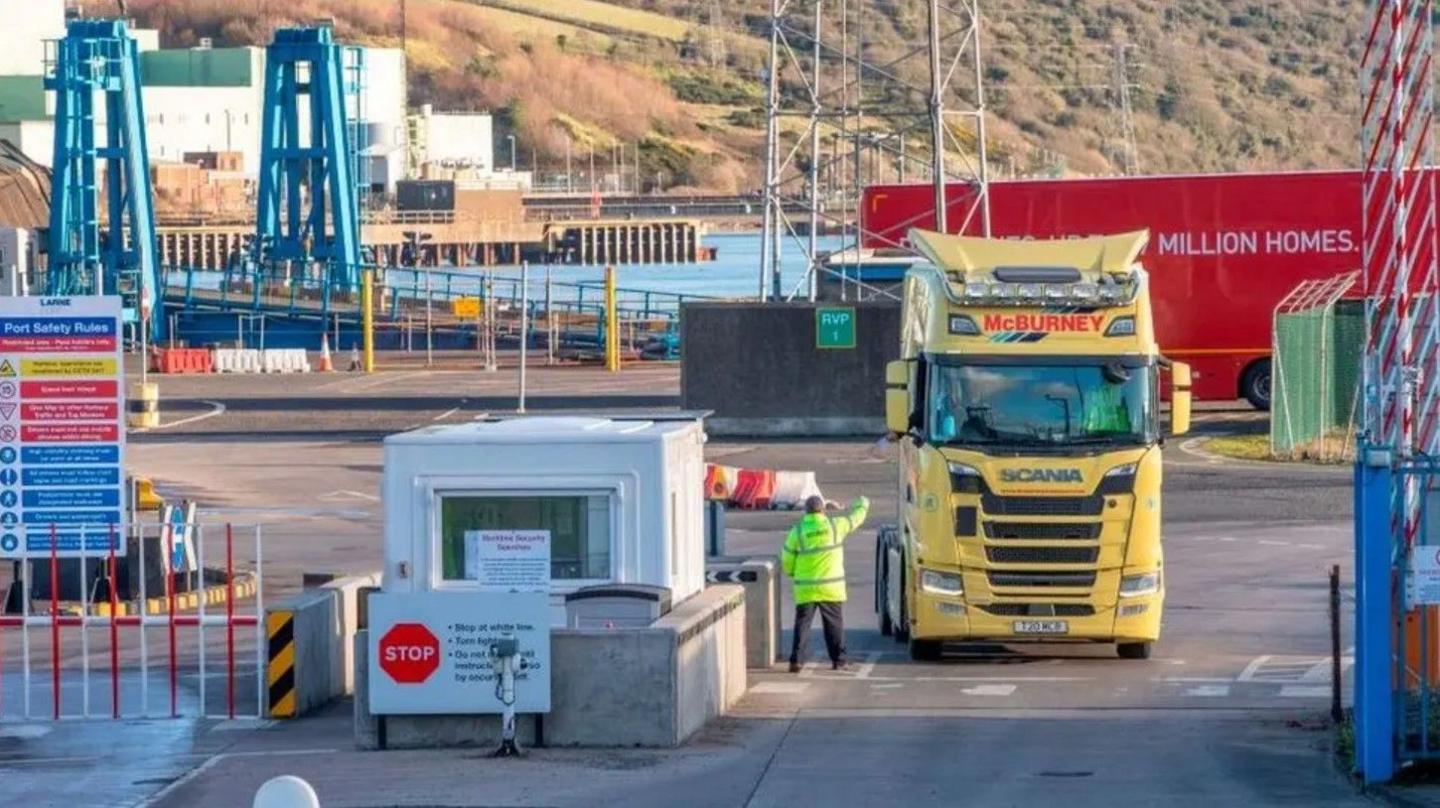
[0,366,1369,807]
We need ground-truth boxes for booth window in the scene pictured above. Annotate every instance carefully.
[438,493,611,581]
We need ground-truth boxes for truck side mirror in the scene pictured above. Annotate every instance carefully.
[885,359,910,437]
[1169,361,1192,436]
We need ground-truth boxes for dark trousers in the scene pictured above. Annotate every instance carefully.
[791,601,845,665]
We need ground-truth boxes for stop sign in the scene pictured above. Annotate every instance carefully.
[378,622,441,684]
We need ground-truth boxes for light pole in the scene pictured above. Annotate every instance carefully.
[506,134,516,171]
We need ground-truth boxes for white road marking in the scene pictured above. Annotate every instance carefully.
[1258,540,1289,547]
[140,747,338,806]
[1185,685,1231,697]
[751,681,810,695]
[1160,676,1232,683]
[1218,536,1237,542]
[869,683,904,690]
[0,724,49,739]
[432,407,460,421]
[133,400,226,432]
[1279,685,1332,698]
[797,662,820,679]
[960,684,1017,697]
[854,652,881,680]
[1294,543,1325,550]
[1237,656,1271,682]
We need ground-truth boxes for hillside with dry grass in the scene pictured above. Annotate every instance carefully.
[86,0,1365,190]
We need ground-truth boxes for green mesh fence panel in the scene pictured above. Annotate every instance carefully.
[1272,299,1364,457]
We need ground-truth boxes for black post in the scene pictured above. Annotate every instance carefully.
[1330,563,1343,723]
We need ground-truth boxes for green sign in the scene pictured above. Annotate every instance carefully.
[816,307,857,349]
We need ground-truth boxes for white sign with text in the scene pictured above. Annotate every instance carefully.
[464,529,551,590]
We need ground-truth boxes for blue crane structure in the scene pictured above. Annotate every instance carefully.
[45,19,164,342]
[254,26,365,291]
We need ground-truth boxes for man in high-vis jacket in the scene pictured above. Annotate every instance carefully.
[782,494,870,672]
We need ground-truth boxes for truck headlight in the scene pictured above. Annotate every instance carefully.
[948,461,982,494]
[921,569,964,595]
[1119,571,1160,598]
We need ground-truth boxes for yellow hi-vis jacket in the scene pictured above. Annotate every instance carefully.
[782,497,870,604]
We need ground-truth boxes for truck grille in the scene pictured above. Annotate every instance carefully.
[987,571,1096,588]
[983,522,1101,541]
[978,603,1096,617]
[985,546,1099,564]
[980,491,1104,516]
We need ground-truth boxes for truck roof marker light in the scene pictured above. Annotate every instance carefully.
[1071,283,1099,301]
[1105,316,1136,337]
[964,283,989,299]
[1044,285,1068,299]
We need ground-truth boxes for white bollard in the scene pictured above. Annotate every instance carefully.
[253,775,320,808]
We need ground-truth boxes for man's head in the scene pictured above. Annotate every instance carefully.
[805,495,826,514]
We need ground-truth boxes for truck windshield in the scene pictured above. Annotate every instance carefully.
[928,362,1155,448]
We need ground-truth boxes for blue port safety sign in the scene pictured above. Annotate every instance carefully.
[0,296,126,558]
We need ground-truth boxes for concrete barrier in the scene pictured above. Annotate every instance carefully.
[680,301,901,436]
[706,557,780,669]
[264,571,380,718]
[355,584,747,749]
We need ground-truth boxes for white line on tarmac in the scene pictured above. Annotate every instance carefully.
[432,407,460,421]
[960,683,1017,696]
[1159,677,1233,683]
[1237,656,1271,683]
[854,652,880,680]
[139,747,337,807]
[870,683,904,689]
[1185,685,1231,697]
[135,400,226,432]
[1278,685,1331,698]
[1258,540,1290,547]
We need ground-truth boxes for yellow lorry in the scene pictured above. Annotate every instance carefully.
[875,229,1191,660]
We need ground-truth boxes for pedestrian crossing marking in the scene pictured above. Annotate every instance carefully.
[752,681,811,695]
[1279,685,1331,698]
[1185,685,1230,697]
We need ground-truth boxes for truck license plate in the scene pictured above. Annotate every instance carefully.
[1013,620,1068,634]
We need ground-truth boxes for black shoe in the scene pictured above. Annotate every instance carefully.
[788,661,802,673]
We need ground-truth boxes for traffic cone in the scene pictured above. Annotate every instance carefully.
[317,333,334,372]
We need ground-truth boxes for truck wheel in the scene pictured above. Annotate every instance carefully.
[909,638,943,662]
[1117,641,1153,660]
[893,568,910,642]
[1241,359,1272,411]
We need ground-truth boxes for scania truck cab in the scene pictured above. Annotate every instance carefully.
[875,229,1191,660]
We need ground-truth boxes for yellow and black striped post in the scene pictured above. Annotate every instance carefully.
[127,382,159,428]
[266,610,296,718]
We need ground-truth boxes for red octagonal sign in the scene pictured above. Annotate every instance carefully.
[378,622,441,684]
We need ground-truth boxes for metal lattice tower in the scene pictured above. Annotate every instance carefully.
[758,0,991,301]
[255,26,363,289]
[45,19,163,341]
[1108,41,1141,176]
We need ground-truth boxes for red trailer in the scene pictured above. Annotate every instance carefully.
[862,171,1364,408]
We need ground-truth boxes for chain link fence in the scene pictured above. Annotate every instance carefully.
[1271,273,1362,462]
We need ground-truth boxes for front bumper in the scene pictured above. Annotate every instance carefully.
[912,588,1163,643]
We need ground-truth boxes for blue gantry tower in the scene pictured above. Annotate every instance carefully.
[45,19,164,341]
[254,26,363,290]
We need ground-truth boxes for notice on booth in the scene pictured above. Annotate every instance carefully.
[464,529,550,590]
[1412,547,1440,605]
[368,591,551,715]
[0,297,125,559]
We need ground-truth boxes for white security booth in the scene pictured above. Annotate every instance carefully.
[360,414,748,749]
[380,415,707,619]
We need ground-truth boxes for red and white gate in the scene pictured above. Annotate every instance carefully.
[0,522,264,720]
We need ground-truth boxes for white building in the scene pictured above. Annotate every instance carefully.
[0,19,409,193]
[0,0,63,77]
[416,108,495,172]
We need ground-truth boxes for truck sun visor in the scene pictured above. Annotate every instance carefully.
[992,266,1084,284]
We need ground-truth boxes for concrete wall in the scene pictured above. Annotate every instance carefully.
[680,302,902,436]
[266,572,380,717]
[706,557,780,669]
[355,585,747,749]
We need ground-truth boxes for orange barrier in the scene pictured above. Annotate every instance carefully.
[731,469,776,510]
[151,348,213,374]
[704,464,739,501]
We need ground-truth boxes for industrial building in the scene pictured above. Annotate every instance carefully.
[0,0,409,194]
